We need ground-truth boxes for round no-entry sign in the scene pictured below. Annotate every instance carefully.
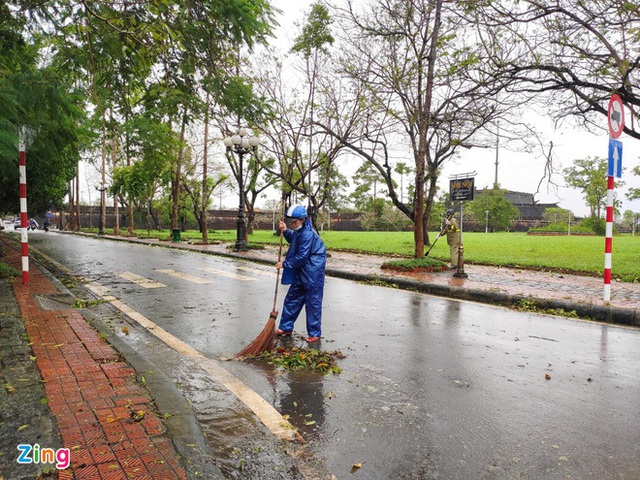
[608,94,625,138]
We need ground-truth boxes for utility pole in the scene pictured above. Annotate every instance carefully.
[494,122,500,188]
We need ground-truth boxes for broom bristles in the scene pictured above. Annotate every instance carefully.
[236,310,277,358]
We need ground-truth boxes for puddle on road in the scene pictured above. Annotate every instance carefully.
[176,361,336,479]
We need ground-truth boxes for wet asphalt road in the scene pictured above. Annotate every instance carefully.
[26,231,640,479]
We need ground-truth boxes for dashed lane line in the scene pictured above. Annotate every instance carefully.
[197,267,257,281]
[84,282,301,443]
[237,265,276,277]
[118,271,166,289]
[156,269,213,284]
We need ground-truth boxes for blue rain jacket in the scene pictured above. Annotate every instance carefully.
[278,219,326,338]
[281,219,326,287]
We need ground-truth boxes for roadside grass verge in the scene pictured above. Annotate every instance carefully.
[0,261,20,278]
[97,228,640,282]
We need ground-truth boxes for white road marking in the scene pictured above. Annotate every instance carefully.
[198,267,257,281]
[156,269,213,284]
[237,266,276,277]
[84,282,301,443]
[118,271,166,289]
[87,281,111,296]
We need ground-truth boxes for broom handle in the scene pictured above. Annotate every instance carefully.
[272,203,286,312]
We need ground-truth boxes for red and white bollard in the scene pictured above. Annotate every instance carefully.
[19,133,29,284]
[603,175,614,302]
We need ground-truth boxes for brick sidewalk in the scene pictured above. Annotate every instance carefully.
[5,246,187,479]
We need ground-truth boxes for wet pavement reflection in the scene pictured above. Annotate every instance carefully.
[27,232,640,479]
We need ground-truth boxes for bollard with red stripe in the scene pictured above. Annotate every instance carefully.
[603,175,614,301]
[19,135,29,284]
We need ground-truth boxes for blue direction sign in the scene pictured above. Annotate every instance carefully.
[608,138,623,178]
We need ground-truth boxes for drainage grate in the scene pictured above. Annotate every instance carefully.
[34,294,76,311]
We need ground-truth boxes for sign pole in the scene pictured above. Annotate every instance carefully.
[604,95,624,302]
[449,171,476,279]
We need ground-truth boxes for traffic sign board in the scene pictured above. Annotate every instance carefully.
[608,138,623,178]
[608,94,624,138]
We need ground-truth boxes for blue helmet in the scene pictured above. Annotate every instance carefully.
[285,204,307,221]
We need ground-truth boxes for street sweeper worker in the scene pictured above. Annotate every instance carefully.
[445,208,461,268]
[275,204,327,343]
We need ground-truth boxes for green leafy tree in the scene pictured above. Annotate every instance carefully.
[563,157,624,219]
[542,207,573,225]
[467,186,520,232]
[350,162,389,212]
[626,165,640,202]
[621,209,639,233]
[17,0,276,233]
[289,2,339,225]
[0,4,84,216]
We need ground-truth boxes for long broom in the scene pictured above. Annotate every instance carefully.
[236,211,285,358]
[425,227,446,257]
[425,211,454,257]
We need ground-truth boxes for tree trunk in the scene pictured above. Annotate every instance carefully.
[413,0,443,258]
[75,171,81,231]
[171,110,188,230]
[202,93,210,243]
[110,129,120,235]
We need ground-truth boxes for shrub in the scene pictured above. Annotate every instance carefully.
[381,257,447,271]
[578,217,607,236]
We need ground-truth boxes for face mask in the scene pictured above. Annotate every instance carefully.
[294,223,303,231]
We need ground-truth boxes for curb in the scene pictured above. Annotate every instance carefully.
[326,269,640,327]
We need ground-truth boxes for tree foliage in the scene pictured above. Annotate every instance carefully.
[253,4,344,223]
[542,207,573,224]
[467,186,520,232]
[1,0,276,223]
[563,157,624,218]
[0,2,84,215]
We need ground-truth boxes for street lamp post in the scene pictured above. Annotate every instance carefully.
[95,183,106,235]
[485,210,489,234]
[223,128,259,252]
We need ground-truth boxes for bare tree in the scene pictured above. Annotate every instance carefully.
[467,1,640,139]
[252,53,348,221]
[315,0,512,257]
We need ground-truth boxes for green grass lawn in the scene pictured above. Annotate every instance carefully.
[104,228,640,283]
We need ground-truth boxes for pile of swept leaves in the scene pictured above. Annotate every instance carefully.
[514,299,579,318]
[257,346,345,375]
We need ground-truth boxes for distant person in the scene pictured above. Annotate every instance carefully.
[445,208,460,269]
[28,218,38,231]
[275,204,327,343]
[43,218,50,232]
